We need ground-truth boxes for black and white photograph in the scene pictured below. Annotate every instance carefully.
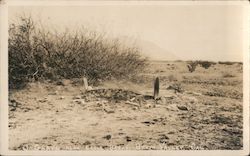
[0,0,249,155]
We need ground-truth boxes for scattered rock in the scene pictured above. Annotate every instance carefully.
[130,97,136,102]
[159,97,166,104]
[125,101,140,107]
[152,118,164,122]
[56,79,71,86]
[164,95,177,99]
[142,121,155,125]
[48,91,58,95]
[103,134,112,140]
[188,97,198,103]
[82,141,91,145]
[23,109,29,112]
[87,86,93,91]
[145,103,154,109]
[104,108,115,114]
[177,106,188,111]
[73,95,81,100]
[10,107,16,111]
[73,100,85,105]
[9,99,20,108]
[186,91,202,96]
[132,107,138,110]
[59,96,65,100]
[38,98,48,103]
[102,146,109,149]
[125,136,132,142]
[204,101,217,106]
[56,81,63,86]
[158,138,169,144]
[100,100,108,104]
[168,131,175,134]
[167,143,175,146]
[159,134,169,140]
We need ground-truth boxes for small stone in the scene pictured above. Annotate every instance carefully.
[38,98,48,103]
[168,131,175,134]
[104,109,115,114]
[186,96,198,103]
[59,96,65,100]
[48,91,58,95]
[73,100,85,105]
[145,103,153,109]
[73,96,81,100]
[61,79,71,86]
[87,86,93,91]
[10,107,16,111]
[56,81,63,85]
[160,97,166,104]
[132,107,138,110]
[159,134,169,140]
[82,141,91,145]
[167,143,175,146]
[177,106,188,111]
[56,79,71,86]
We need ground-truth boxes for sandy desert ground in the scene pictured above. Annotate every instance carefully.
[9,61,243,150]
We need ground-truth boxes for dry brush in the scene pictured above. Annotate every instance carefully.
[9,16,148,89]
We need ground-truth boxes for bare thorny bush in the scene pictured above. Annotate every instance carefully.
[9,16,148,89]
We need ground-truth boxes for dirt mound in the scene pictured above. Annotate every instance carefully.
[83,89,142,101]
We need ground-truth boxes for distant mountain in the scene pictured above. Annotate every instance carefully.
[118,36,178,61]
[136,39,178,61]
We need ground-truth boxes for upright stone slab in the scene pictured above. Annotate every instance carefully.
[83,77,88,90]
[154,77,159,100]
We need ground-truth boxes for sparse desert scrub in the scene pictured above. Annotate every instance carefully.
[222,72,236,78]
[167,82,184,93]
[9,60,243,150]
[218,61,238,65]
[203,87,242,99]
[187,61,216,72]
[197,61,216,69]
[9,16,148,89]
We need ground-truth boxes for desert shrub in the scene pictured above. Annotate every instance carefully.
[218,61,236,65]
[187,60,216,72]
[237,62,243,65]
[9,16,148,89]
[197,61,216,69]
[167,83,184,93]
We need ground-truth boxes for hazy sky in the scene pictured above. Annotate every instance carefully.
[9,4,245,61]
